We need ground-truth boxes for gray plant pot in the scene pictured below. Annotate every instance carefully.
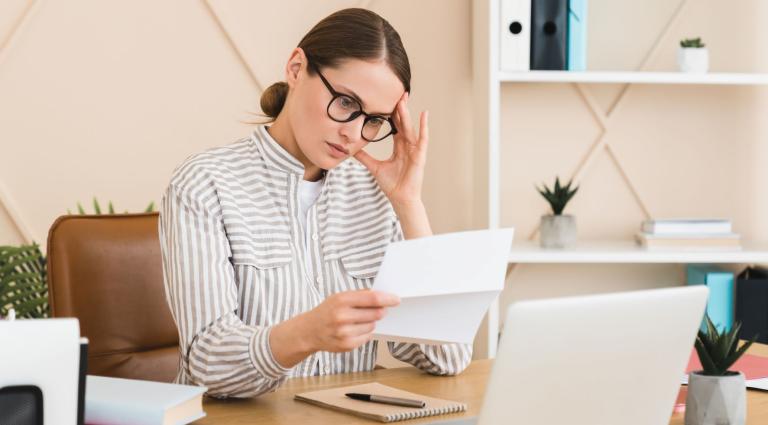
[539,214,576,249]
[685,371,746,425]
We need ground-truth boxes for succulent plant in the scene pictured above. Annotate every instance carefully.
[67,197,155,215]
[536,177,579,216]
[680,37,706,48]
[694,314,757,376]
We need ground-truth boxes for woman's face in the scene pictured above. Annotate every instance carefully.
[285,51,405,171]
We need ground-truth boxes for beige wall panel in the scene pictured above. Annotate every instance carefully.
[0,0,260,245]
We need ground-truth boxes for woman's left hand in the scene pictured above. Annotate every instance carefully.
[354,91,429,208]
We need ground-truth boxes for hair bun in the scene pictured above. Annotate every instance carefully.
[260,81,289,118]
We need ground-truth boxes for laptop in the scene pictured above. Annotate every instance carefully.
[433,285,708,425]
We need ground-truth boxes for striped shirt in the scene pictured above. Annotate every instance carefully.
[158,125,472,398]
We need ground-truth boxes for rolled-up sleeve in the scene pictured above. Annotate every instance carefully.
[384,219,473,375]
[158,182,293,398]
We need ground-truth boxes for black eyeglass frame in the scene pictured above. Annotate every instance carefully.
[308,61,398,142]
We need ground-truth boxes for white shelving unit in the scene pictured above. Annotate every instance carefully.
[510,241,768,264]
[499,71,768,85]
[471,0,768,359]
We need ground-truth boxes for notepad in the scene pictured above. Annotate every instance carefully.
[294,382,467,423]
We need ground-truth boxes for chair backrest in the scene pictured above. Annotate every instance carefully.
[47,213,179,382]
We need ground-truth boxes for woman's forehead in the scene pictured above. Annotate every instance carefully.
[322,59,405,115]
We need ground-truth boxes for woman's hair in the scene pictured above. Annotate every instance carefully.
[259,8,411,120]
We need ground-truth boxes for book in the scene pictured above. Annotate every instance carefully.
[500,0,531,71]
[687,264,735,332]
[567,0,588,71]
[736,267,768,344]
[642,219,732,235]
[85,376,207,425]
[635,232,741,250]
[530,0,568,70]
[294,382,466,423]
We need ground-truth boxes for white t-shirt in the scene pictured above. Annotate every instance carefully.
[298,178,323,227]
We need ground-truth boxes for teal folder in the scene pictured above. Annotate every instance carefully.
[567,0,588,71]
[686,264,735,332]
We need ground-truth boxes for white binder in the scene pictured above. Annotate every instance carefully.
[500,0,531,71]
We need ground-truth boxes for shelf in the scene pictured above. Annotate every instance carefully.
[498,71,768,85]
[509,240,768,264]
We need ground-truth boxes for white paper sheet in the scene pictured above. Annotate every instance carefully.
[372,228,514,345]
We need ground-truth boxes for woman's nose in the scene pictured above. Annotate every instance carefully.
[338,115,365,144]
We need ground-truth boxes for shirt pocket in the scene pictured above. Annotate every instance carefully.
[338,247,387,281]
[225,211,294,269]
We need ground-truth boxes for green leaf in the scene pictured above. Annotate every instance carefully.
[0,244,48,318]
[145,201,155,213]
[77,202,86,215]
[695,334,720,375]
[108,201,115,214]
[694,313,754,375]
[93,197,102,215]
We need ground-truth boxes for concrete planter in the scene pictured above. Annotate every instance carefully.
[677,47,709,73]
[685,371,746,425]
[539,214,576,248]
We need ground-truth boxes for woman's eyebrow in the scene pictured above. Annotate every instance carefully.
[336,84,393,116]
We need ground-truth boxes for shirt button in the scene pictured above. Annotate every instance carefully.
[316,276,324,284]
[311,233,319,241]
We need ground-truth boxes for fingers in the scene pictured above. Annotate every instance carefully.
[353,149,380,174]
[418,110,429,152]
[395,92,414,141]
[340,290,400,308]
[334,322,376,339]
[339,307,387,324]
[330,333,375,352]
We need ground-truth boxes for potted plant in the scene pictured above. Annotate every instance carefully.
[536,177,579,249]
[678,37,709,73]
[685,315,757,425]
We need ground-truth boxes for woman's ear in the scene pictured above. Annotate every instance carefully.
[285,47,307,89]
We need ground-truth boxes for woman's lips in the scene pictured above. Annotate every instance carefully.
[326,141,349,158]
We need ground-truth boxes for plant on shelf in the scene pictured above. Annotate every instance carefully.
[67,197,155,215]
[680,37,706,49]
[678,36,709,73]
[685,314,757,425]
[536,176,579,249]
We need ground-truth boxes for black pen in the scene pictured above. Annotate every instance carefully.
[345,392,426,408]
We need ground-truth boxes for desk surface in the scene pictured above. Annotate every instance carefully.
[199,344,768,425]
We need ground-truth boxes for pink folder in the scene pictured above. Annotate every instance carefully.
[685,351,768,380]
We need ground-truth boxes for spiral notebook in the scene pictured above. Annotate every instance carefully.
[294,382,467,423]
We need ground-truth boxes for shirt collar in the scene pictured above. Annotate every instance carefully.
[252,124,306,175]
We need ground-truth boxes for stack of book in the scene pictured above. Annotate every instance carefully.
[635,219,741,250]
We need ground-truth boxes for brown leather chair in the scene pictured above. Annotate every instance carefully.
[47,212,179,382]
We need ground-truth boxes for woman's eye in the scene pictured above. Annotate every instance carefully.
[367,117,384,127]
[339,96,356,110]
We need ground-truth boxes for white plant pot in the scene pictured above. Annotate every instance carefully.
[539,214,576,249]
[685,371,746,425]
[678,47,709,73]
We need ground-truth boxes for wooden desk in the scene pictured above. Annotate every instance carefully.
[200,344,768,424]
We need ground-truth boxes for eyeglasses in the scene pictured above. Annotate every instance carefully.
[309,62,398,143]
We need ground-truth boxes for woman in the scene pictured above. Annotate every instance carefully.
[158,8,471,398]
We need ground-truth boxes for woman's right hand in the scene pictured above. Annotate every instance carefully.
[304,290,401,352]
[269,290,400,368]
